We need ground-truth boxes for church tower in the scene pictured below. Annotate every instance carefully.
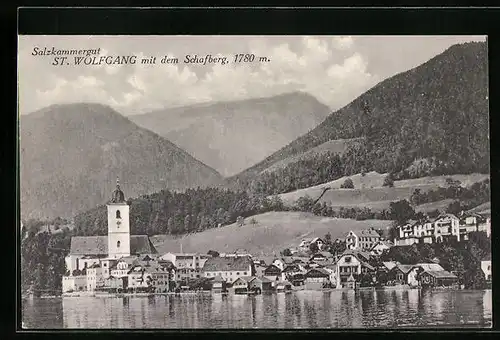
[107,177,131,259]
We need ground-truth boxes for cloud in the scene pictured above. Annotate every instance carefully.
[19,35,482,115]
[332,36,354,50]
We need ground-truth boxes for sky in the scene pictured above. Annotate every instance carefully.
[18,35,486,116]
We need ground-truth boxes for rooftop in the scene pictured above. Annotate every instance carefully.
[422,270,458,279]
[69,235,158,255]
[203,256,253,272]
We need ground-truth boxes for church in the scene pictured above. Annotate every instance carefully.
[62,179,158,293]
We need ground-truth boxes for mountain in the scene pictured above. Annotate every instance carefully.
[129,92,331,177]
[231,41,489,188]
[20,103,223,220]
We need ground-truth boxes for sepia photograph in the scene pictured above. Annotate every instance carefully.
[18,34,491,329]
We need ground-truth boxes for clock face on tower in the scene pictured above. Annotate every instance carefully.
[117,220,122,226]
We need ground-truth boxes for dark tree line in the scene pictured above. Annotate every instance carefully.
[73,187,288,237]
[21,230,72,294]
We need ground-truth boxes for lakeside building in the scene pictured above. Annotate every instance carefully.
[202,256,254,283]
[61,179,159,293]
[394,212,490,246]
[160,252,209,282]
[334,250,376,288]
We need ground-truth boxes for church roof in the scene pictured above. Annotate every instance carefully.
[69,235,158,255]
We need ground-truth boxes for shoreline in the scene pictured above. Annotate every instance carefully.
[50,287,491,298]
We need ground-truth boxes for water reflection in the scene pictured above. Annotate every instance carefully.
[22,289,492,329]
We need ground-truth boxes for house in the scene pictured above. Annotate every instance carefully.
[202,256,254,283]
[335,250,376,288]
[253,261,267,277]
[481,255,491,282]
[380,261,399,272]
[147,263,174,293]
[110,256,140,278]
[263,264,282,283]
[299,237,325,251]
[62,275,87,293]
[276,280,292,292]
[160,252,209,282]
[103,275,124,292]
[459,212,490,238]
[344,228,381,251]
[388,264,420,286]
[309,251,334,263]
[289,273,306,289]
[249,276,274,293]
[210,275,227,293]
[127,265,154,292]
[231,276,254,294]
[370,240,393,256]
[433,214,461,242]
[418,270,458,288]
[282,264,306,281]
[86,263,105,292]
[304,268,331,290]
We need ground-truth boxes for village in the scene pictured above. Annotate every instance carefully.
[53,180,492,297]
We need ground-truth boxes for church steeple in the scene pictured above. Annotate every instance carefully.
[107,177,130,259]
[111,176,126,203]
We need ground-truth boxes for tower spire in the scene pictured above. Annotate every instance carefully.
[116,176,120,189]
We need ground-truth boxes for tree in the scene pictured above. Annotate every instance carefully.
[410,189,423,205]
[207,250,219,257]
[309,242,319,254]
[383,174,395,187]
[446,200,463,215]
[324,232,332,245]
[341,178,354,189]
[295,195,315,212]
[329,241,346,256]
[166,217,174,234]
[282,248,292,256]
[428,209,441,219]
[389,200,416,224]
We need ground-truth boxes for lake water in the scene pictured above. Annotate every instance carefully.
[22,289,492,329]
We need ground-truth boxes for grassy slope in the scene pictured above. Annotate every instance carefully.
[466,202,491,215]
[150,211,393,256]
[276,173,490,211]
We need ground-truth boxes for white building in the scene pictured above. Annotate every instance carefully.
[394,214,468,246]
[160,252,209,281]
[202,256,254,283]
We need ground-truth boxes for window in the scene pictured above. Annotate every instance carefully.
[244,272,247,275]
[236,272,240,275]
[116,210,121,219]
[117,241,121,248]
[345,256,351,263]
[488,266,491,270]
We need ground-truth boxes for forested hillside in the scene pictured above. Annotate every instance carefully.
[229,41,489,191]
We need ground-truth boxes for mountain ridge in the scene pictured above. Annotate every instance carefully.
[130,91,332,177]
[20,103,223,220]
